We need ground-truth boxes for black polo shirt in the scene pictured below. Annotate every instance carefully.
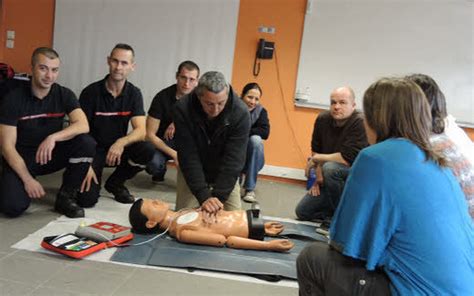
[148,84,177,138]
[311,111,368,165]
[0,82,79,149]
[79,76,145,148]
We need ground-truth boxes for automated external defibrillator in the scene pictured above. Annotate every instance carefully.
[40,207,198,259]
[41,221,134,259]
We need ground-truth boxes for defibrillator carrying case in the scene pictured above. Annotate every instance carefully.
[41,231,133,259]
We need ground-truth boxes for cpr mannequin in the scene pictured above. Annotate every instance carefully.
[129,198,294,252]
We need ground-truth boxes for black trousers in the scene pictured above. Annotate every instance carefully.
[76,141,155,207]
[0,134,96,217]
[297,241,391,296]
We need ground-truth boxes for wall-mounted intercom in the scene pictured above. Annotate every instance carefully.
[253,38,275,76]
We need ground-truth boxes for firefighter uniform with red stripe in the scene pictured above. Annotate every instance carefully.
[78,75,154,206]
[0,83,96,217]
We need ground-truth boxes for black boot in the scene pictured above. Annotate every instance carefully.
[104,180,135,204]
[54,187,85,218]
[151,173,165,183]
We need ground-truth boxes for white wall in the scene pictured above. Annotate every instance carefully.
[54,0,240,109]
[296,0,474,126]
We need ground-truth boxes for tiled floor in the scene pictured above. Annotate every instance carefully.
[0,167,307,295]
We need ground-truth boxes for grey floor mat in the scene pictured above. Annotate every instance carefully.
[111,220,327,280]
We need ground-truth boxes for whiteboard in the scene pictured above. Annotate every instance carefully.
[53,0,239,110]
[295,0,474,127]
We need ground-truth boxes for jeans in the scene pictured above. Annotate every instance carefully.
[146,138,175,178]
[297,241,390,296]
[242,135,265,191]
[295,161,349,221]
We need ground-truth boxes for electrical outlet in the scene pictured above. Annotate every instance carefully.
[258,26,275,34]
[258,26,268,33]
[6,39,14,48]
[7,30,15,39]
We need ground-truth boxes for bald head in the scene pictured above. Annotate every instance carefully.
[330,86,355,102]
[329,86,356,123]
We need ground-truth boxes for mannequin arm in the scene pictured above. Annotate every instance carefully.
[177,230,227,247]
[226,236,294,252]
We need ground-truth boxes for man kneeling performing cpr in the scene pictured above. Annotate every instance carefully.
[129,198,294,252]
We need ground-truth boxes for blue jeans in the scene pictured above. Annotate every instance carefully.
[146,138,175,178]
[242,135,265,191]
[295,161,349,221]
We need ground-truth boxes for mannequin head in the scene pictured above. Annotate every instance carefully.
[129,198,170,233]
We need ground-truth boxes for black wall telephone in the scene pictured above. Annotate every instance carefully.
[254,38,275,76]
[257,38,274,59]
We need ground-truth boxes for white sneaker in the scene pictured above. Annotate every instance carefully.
[243,191,257,203]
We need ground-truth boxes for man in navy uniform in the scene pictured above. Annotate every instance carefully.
[0,47,96,218]
[145,60,199,182]
[78,44,154,207]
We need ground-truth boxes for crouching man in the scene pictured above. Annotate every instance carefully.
[0,47,96,218]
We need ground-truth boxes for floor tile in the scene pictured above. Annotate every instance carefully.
[0,251,9,260]
[28,286,95,296]
[0,255,67,286]
[113,268,298,296]
[13,249,74,263]
[0,278,36,296]
[69,259,137,275]
[0,211,59,253]
[42,264,133,295]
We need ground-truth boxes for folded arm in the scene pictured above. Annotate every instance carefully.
[311,152,349,167]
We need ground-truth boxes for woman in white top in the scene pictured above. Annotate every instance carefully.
[407,73,474,219]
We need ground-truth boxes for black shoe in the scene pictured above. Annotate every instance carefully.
[151,174,165,183]
[104,182,135,204]
[54,187,85,218]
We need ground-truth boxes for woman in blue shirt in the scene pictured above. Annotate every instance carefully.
[297,78,474,295]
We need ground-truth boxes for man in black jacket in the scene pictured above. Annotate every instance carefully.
[173,71,250,215]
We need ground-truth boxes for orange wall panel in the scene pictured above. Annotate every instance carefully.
[232,0,313,169]
[1,0,55,73]
[232,0,473,172]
